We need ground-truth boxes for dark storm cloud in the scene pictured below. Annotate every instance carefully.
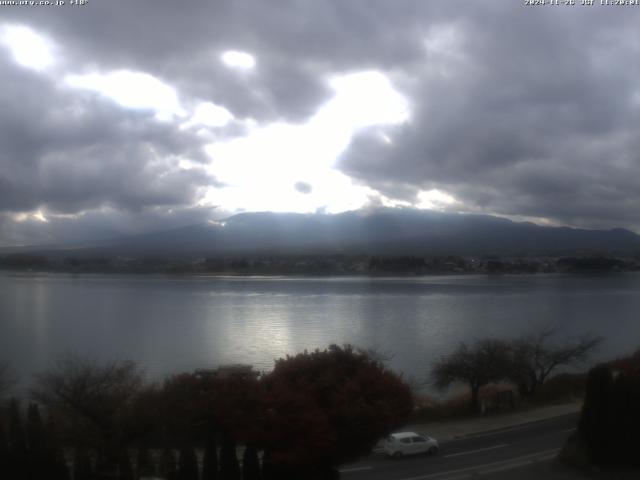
[0,49,219,216]
[2,0,640,246]
[339,3,640,230]
[0,1,456,122]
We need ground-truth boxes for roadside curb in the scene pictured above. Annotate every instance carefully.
[445,413,578,442]
[402,402,582,443]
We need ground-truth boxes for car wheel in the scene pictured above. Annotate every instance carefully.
[428,446,439,455]
[393,451,403,459]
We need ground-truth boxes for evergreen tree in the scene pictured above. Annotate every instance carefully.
[178,446,199,480]
[202,435,219,480]
[136,447,155,478]
[219,433,240,480]
[8,398,27,480]
[26,404,46,455]
[50,453,71,480]
[26,403,47,479]
[578,364,614,465]
[73,446,94,480]
[8,398,26,457]
[95,449,118,480]
[626,370,640,466]
[159,448,178,480]
[117,449,134,480]
[0,416,10,478]
[260,451,274,480]
[578,359,640,467]
[45,415,71,480]
[609,370,640,466]
[242,445,260,480]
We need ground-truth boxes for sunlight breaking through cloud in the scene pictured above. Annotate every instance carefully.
[0,24,55,71]
[201,70,409,213]
[181,102,234,130]
[416,189,459,210]
[221,50,256,70]
[64,70,186,120]
[325,71,409,128]
[13,210,49,223]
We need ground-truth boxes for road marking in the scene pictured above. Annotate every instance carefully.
[443,443,509,458]
[479,452,558,475]
[561,427,576,433]
[395,448,560,480]
[447,424,531,441]
[339,466,372,473]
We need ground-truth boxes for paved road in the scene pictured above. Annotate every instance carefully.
[339,413,579,480]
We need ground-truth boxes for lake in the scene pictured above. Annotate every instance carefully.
[1,271,639,389]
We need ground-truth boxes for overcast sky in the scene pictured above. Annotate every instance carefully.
[1,0,640,246]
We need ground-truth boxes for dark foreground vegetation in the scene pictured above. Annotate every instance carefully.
[1,253,638,276]
[425,332,640,474]
[0,345,413,480]
[429,329,601,414]
[560,349,640,470]
[1,330,636,478]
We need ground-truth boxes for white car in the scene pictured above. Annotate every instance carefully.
[383,432,439,458]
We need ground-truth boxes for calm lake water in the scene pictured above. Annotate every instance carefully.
[1,271,639,388]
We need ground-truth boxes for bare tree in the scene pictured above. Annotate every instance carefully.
[431,339,511,413]
[356,345,395,365]
[31,353,143,467]
[507,328,602,399]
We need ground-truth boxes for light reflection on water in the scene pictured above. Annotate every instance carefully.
[1,272,639,390]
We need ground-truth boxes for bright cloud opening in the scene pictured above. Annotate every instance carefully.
[181,102,234,130]
[201,169,377,214]
[323,71,410,129]
[416,189,459,210]
[221,50,256,70]
[377,196,413,209]
[201,70,410,214]
[13,210,49,223]
[64,70,185,119]
[0,24,55,71]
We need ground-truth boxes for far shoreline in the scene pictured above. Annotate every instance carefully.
[1,267,637,280]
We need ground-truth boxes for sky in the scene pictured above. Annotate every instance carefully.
[1,0,640,246]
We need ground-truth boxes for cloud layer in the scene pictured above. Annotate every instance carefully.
[1,1,640,245]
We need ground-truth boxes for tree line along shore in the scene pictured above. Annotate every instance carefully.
[1,253,638,275]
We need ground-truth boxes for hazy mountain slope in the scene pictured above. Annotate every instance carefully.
[59,209,640,257]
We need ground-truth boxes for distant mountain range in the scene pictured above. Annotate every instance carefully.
[17,209,640,258]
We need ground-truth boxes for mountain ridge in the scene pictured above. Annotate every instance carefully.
[7,208,639,258]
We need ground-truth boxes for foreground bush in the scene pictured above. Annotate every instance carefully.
[259,344,413,474]
[576,352,640,467]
